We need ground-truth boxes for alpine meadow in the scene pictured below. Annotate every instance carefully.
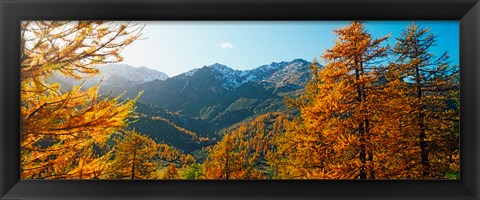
[20,21,459,180]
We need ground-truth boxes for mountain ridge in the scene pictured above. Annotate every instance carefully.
[174,58,311,90]
[49,59,316,152]
[48,63,168,94]
[124,59,313,128]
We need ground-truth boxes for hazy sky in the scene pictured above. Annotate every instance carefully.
[119,21,459,77]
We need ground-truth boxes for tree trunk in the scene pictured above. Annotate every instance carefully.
[416,65,430,178]
[355,59,367,180]
[366,120,375,179]
[131,147,137,179]
[225,146,230,179]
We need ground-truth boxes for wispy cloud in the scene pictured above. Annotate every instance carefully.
[220,42,234,49]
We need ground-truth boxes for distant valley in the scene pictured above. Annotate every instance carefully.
[50,59,314,153]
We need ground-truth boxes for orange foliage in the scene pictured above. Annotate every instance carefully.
[203,112,288,179]
[278,21,398,179]
[20,20,459,180]
[20,21,143,179]
[276,21,459,179]
[107,130,160,179]
[387,23,459,178]
[163,163,180,179]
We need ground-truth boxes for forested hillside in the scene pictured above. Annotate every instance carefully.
[20,21,459,180]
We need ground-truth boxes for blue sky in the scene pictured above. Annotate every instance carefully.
[119,21,459,77]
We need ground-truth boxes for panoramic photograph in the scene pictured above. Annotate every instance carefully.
[20,21,459,179]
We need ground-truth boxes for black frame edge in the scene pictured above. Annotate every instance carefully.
[461,1,480,198]
[0,0,4,198]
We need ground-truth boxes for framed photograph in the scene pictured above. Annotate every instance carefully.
[1,0,479,199]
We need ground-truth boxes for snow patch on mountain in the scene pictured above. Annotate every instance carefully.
[180,78,189,92]
[240,59,311,88]
[184,68,200,77]
[208,63,245,89]
[178,59,311,90]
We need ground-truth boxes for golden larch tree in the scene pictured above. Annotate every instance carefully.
[20,21,143,179]
[162,163,180,179]
[279,21,398,179]
[202,131,254,179]
[389,23,459,178]
[203,113,288,179]
[107,129,160,179]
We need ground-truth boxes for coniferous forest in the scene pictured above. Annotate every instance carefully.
[20,21,459,179]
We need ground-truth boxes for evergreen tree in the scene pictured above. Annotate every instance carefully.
[182,162,203,179]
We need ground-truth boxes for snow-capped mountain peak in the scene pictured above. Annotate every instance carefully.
[208,63,237,74]
[177,59,312,90]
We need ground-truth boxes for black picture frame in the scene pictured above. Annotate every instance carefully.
[1,0,479,199]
